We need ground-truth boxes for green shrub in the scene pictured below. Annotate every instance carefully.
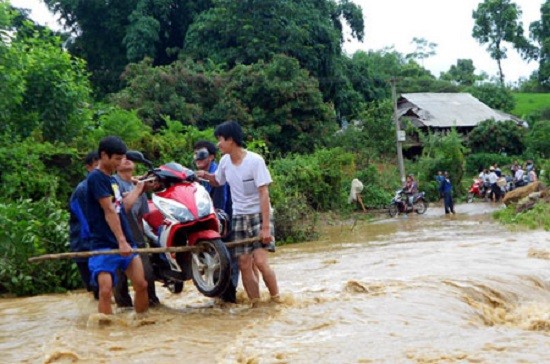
[355,164,396,208]
[270,148,355,242]
[0,198,81,296]
[270,148,355,211]
[272,191,318,243]
[525,120,550,159]
[0,134,81,202]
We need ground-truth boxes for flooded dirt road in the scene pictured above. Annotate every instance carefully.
[1,203,549,363]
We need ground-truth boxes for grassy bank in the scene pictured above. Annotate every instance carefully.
[512,92,550,118]
[493,201,550,231]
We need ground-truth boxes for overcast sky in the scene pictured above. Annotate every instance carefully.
[11,0,545,83]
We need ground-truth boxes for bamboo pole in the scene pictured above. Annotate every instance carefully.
[28,237,262,263]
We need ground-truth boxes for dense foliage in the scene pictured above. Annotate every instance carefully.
[466,119,526,155]
[113,55,336,155]
[0,199,81,295]
[0,14,92,142]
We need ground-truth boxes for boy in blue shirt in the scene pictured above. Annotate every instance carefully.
[87,136,148,314]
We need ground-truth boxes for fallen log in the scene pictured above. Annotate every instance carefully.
[28,237,261,263]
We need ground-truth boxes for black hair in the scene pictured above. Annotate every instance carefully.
[98,136,127,158]
[85,151,99,166]
[193,140,218,155]
[214,120,243,147]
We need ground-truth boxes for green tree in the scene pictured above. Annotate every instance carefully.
[184,0,364,118]
[525,120,550,158]
[466,83,515,112]
[440,59,482,86]
[467,119,526,155]
[406,37,438,66]
[43,0,213,95]
[0,7,92,143]
[111,57,223,128]
[345,49,458,104]
[218,55,337,155]
[529,0,550,89]
[472,0,533,85]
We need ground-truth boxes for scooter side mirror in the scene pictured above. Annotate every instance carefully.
[126,150,154,169]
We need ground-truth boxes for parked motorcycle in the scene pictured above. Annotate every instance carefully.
[388,189,428,217]
[467,178,490,203]
[127,151,231,298]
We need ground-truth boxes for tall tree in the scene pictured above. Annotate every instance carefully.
[184,0,364,118]
[529,0,550,88]
[472,0,532,85]
[0,4,92,143]
[440,59,482,86]
[43,0,213,96]
[405,37,438,66]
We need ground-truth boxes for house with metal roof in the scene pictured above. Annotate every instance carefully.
[397,93,526,130]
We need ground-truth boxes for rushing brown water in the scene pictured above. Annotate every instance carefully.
[1,203,549,363]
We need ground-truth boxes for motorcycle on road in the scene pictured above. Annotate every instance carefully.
[127,151,231,298]
[388,189,428,217]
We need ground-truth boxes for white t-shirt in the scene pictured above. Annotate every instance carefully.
[215,151,272,215]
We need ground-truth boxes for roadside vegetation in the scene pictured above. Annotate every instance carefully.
[1,0,549,295]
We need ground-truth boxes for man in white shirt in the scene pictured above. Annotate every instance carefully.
[515,166,525,187]
[487,167,500,202]
[197,121,280,304]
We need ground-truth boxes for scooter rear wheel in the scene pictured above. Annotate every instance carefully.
[166,280,184,294]
[191,239,231,297]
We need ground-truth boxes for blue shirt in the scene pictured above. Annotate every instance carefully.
[202,161,232,217]
[69,178,92,261]
[439,178,453,194]
[86,169,135,250]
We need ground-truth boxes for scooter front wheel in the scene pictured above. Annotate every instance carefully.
[191,239,231,297]
[388,204,399,217]
[414,200,428,214]
[467,193,474,203]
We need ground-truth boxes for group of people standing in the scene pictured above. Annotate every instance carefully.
[509,160,538,187]
[69,120,280,315]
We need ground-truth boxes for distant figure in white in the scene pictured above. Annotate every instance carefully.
[348,178,366,212]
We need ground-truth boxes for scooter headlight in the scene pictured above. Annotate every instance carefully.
[158,200,194,223]
[196,189,212,218]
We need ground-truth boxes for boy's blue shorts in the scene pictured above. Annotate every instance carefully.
[88,252,137,287]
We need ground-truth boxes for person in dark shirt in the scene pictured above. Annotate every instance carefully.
[439,171,456,215]
[69,151,99,298]
[86,136,148,315]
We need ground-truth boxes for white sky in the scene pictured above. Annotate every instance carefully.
[10,0,545,84]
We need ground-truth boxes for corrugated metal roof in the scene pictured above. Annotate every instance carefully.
[398,93,516,128]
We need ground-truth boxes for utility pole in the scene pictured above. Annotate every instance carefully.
[390,77,406,185]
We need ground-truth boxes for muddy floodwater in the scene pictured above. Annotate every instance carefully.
[1,203,549,363]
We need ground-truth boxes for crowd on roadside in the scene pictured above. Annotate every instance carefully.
[475,160,538,202]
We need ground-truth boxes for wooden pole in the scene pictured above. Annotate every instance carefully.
[28,237,261,263]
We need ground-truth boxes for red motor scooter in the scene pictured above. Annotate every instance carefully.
[467,178,490,203]
[127,151,231,297]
